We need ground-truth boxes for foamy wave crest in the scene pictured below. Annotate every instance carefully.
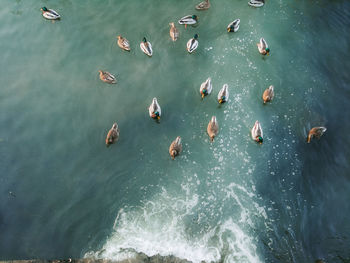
[85,183,264,263]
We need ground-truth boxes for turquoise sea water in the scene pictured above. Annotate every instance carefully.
[1,0,350,262]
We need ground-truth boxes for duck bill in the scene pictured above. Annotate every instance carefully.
[219,99,223,104]
[201,93,205,99]
[157,116,160,120]
[227,28,231,32]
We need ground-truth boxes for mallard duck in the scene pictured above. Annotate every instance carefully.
[149,98,161,120]
[105,123,120,146]
[200,77,212,99]
[207,116,219,142]
[40,7,60,20]
[178,15,198,28]
[195,0,210,10]
[187,34,199,53]
[257,38,270,55]
[169,22,179,41]
[218,84,229,104]
[227,19,240,32]
[307,127,327,143]
[251,121,263,144]
[117,35,130,51]
[248,0,264,7]
[263,85,274,104]
[169,136,182,160]
[98,70,117,84]
[140,37,153,57]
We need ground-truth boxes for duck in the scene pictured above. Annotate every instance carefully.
[227,19,240,32]
[248,0,265,7]
[169,136,182,160]
[40,7,60,20]
[169,22,179,41]
[117,35,130,51]
[140,37,153,57]
[187,34,199,53]
[207,116,219,142]
[105,123,120,146]
[251,121,263,144]
[218,84,229,104]
[148,98,161,120]
[257,38,270,55]
[307,127,327,143]
[98,70,117,84]
[200,77,212,99]
[263,85,274,104]
[195,0,210,10]
[178,15,198,28]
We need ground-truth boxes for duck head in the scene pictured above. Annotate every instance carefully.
[169,22,174,27]
[201,88,207,98]
[219,96,226,104]
[266,47,270,55]
[192,15,198,21]
[155,111,160,119]
[41,7,48,12]
[257,136,263,144]
[151,111,160,119]
[171,150,177,160]
[194,34,199,39]
[143,37,147,43]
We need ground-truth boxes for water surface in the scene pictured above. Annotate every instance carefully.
[0,0,349,262]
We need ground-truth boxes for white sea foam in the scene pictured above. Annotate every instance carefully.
[86,177,265,263]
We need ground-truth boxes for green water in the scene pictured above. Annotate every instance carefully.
[1,0,350,262]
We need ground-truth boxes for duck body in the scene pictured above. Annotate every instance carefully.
[148,98,161,120]
[251,121,263,144]
[187,34,199,53]
[169,22,179,41]
[41,7,60,20]
[307,127,327,143]
[169,136,182,160]
[207,116,219,142]
[248,0,265,7]
[140,37,153,57]
[218,84,229,104]
[200,77,212,98]
[257,38,270,55]
[106,123,120,146]
[178,15,198,26]
[195,0,210,10]
[117,35,130,51]
[98,70,117,84]
[227,19,240,32]
[263,85,274,103]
